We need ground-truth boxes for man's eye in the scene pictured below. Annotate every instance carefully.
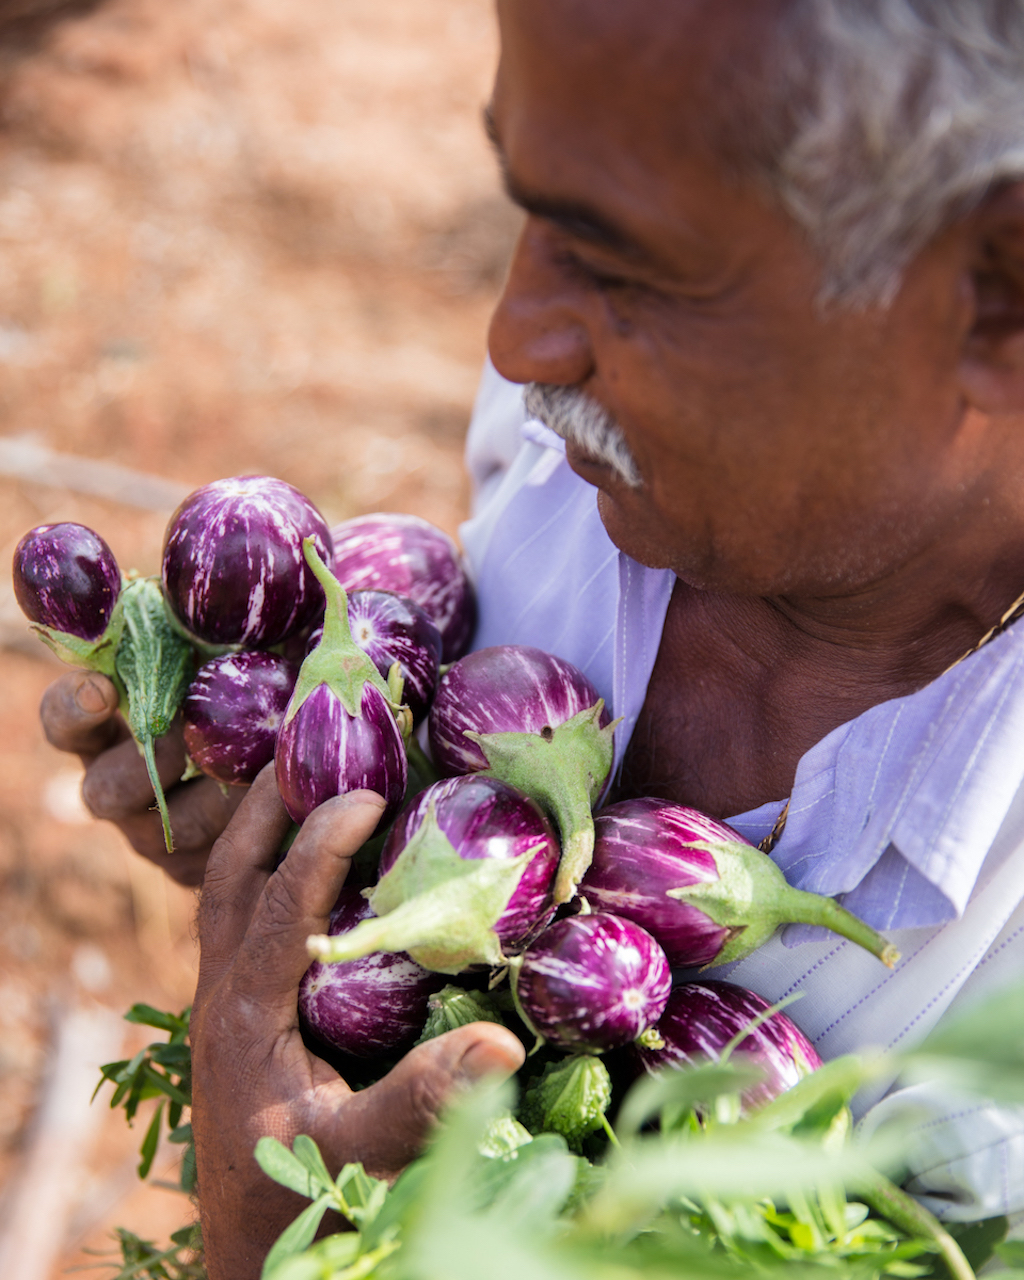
[556,248,638,293]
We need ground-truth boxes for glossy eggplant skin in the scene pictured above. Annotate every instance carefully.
[581,798,737,968]
[299,887,446,1059]
[308,589,443,726]
[379,775,560,949]
[274,681,407,826]
[13,522,121,640]
[429,644,610,776]
[182,650,298,785]
[635,979,823,1114]
[330,512,476,662]
[515,912,672,1053]
[162,475,333,647]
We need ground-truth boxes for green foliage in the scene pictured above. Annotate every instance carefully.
[81,1225,204,1280]
[93,1004,194,1190]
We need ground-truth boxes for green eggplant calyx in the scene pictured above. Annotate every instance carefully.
[306,801,543,974]
[466,701,619,904]
[415,985,505,1045]
[667,839,900,969]
[519,1055,613,1148]
[114,577,195,853]
[285,538,400,725]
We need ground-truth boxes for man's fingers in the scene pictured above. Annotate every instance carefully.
[81,727,188,821]
[41,672,127,759]
[196,766,296,979]
[226,790,387,1007]
[335,1023,527,1180]
[117,777,247,886]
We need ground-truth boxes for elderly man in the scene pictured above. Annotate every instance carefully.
[40,1,1024,1275]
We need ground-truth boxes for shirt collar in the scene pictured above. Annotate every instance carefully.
[728,622,1024,927]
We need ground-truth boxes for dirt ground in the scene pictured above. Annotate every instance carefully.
[0,0,513,1273]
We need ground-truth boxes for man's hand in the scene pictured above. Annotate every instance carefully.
[190,769,526,1280]
[40,670,244,886]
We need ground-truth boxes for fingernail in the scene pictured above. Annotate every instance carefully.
[456,1034,525,1084]
[75,677,109,715]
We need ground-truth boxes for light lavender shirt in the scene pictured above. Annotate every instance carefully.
[461,361,1024,1222]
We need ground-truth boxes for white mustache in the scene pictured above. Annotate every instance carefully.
[523,383,642,489]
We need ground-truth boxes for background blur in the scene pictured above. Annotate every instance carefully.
[0,0,515,1273]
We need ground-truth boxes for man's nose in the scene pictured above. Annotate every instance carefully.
[488,219,595,387]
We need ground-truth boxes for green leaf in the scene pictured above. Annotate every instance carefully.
[996,1241,1024,1267]
[308,803,542,973]
[291,1135,336,1197]
[138,1102,163,1179]
[255,1137,331,1200]
[260,1194,332,1278]
[125,1004,191,1035]
[616,1061,763,1140]
[334,1162,389,1228]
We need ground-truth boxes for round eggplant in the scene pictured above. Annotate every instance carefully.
[515,912,672,1053]
[300,887,446,1059]
[634,979,822,1114]
[162,475,332,647]
[182,650,298,785]
[13,522,121,641]
[379,775,560,950]
[330,512,476,662]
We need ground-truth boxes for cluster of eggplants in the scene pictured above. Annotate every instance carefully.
[429,644,617,902]
[12,478,476,851]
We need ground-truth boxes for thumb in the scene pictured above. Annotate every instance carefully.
[41,670,124,758]
[337,1022,526,1179]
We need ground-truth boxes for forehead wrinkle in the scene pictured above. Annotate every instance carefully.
[484,102,669,267]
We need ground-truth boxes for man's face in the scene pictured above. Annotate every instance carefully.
[487,0,992,598]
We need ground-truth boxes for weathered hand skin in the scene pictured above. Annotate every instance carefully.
[189,770,525,1280]
[40,669,244,886]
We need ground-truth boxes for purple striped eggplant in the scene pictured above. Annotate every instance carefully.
[581,798,899,970]
[14,522,122,642]
[307,589,442,726]
[513,912,672,1053]
[162,476,333,648]
[634,980,823,1114]
[308,776,559,974]
[379,775,560,949]
[275,539,407,826]
[182,650,298,786]
[330,512,476,662]
[429,645,617,903]
[299,886,446,1059]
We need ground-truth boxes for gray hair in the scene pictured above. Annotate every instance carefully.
[738,0,1024,307]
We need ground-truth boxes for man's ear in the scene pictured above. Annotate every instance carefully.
[960,182,1024,414]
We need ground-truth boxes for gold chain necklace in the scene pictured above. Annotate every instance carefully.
[757,582,1024,855]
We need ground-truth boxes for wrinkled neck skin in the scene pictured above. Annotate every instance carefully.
[617,469,1024,818]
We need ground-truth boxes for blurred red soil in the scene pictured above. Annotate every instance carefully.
[0,0,514,1272]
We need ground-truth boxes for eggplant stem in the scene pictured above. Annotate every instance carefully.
[552,801,597,904]
[599,1113,621,1149]
[792,887,900,968]
[142,735,174,853]
[858,1168,975,1280]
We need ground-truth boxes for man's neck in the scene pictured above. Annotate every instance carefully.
[616,545,1024,818]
